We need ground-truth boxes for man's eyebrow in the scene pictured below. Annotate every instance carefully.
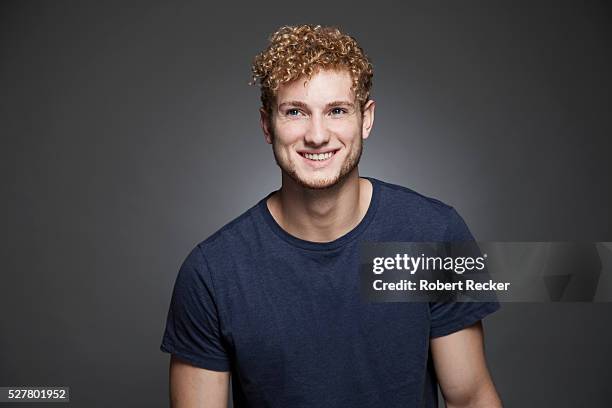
[326,100,355,108]
[278,100,309,109]
[277,100,355,109]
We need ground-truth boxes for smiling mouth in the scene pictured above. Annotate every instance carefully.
[299,150,339,161]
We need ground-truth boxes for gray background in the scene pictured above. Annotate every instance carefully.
[1,1,611,407]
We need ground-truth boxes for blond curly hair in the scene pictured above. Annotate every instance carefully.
[250,24,374,115]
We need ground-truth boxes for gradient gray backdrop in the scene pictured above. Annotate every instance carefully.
[2,1,611,407]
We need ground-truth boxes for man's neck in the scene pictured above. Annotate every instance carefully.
[266,170,373,243]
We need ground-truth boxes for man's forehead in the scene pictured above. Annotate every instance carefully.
[274,68,356,107]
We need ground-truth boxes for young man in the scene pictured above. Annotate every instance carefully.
[161,24,502,407]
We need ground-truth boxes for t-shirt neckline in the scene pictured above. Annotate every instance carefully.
[258,176,381,251]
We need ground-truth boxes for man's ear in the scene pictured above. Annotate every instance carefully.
[260,107,274,144]
[361,99,376,140]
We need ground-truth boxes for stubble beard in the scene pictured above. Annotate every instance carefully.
[271,133,363,190]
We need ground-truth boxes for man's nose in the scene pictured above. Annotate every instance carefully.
[304,114,330,145]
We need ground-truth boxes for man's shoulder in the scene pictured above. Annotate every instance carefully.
[371,177,454,214]
[369,177,471,240]
[195,197,267,254]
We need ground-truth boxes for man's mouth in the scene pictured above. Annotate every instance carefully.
[299,150,339,161]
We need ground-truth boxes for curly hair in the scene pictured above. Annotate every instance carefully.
[250,24,374,115]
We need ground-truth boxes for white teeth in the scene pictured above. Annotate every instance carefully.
[303,152,334,161]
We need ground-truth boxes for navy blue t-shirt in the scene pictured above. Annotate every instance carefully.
[160,177,499,407]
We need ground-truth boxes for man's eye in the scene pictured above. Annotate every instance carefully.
[331,107,347,115]
[286,109,301,116]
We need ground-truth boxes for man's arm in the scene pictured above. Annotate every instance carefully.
[430,321,502,408]
[169,355,230,408]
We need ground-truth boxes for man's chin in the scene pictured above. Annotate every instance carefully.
[299,178,339,190]
[288,170,351,190]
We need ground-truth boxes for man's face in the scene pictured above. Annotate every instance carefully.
[260,68,375,189]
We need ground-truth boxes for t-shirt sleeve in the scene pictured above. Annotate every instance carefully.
[429,207,500,338]
[160,244,231,371]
